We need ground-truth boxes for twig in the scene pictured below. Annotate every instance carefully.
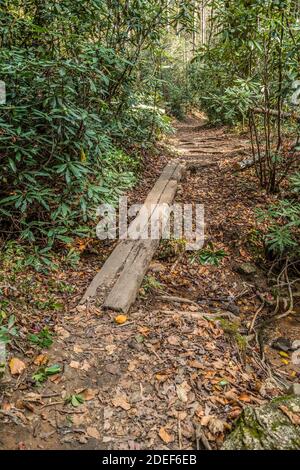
[146,344,161,362]
[283,264,294,316]
[158,295,199,307]
[249,301,265,333]
[41,400,64,409]
[0,409,24,426]
[159,309,238,321]
[195,424,212,451]
[170,252,185,273]
[41,392,61,399]
[178,418,182,450]
[54,409,85,415]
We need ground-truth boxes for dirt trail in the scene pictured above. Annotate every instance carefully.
[1,117,298,450]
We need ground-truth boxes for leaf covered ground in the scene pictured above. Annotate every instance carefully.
[0,119,300,450]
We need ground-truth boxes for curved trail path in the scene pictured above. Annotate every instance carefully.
[0,118,282,450]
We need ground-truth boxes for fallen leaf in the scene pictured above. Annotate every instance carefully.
[176,381,191,403]
[138,326,150,336]
[167,335,181,346]
[279,351,289,358]
[114,315,127,325]
[158,427,173,444]
[73,345,83,353]
[82,389,98,401]
[34,354,48,366]
[73,414,88,427]
[24,393,42,403]
[69,361,80,369]
[81,360,91,371]
[86,427,100,439]
[105,344,117,355]
[239,392,251,403]
[225,390,238,402]
[281,358,289,365]
[177,410,188,420]
[188,305,199,312]
[201,415,211,426]
[155,374,168,382]
[189,360,204,369]
[112,395,131,411]
[229,407,242,419]
[9,358,26,375]
[128,361,137,372]
[2,402,11,411]
[279,405,300,425]
[106,364,119,375]
[135,334,144,343]
[54,326,70,339]
[208,417,226,435]
[213,360,224,369]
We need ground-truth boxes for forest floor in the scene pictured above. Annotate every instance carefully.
[1,116,300,450]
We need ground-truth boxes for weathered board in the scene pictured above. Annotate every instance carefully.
[81,162,184,311]
[103,177,179,312]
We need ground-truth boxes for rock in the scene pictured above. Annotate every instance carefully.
[272,337,293,352]
[237,263,257,275]
[128,340,143,352]
[288,383,300,396]
[292,340,300,351]
[222,396,300,450]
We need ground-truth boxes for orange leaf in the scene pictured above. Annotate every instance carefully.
[239,392,251,403]
[34,354,49,366]
[9,358,26,375]
[159,427,173,444]
[114,315,127,325]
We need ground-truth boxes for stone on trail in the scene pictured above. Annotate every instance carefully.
[222,396,300,450]
[288,384,300,396]
[272,337,293,352]
[237,262,257,275]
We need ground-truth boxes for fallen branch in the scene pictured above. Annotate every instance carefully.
[195,424,212,451]
[249,301,265,333]
[160,309,239,321]
[0,409,25,426]
[251,107,300,123]
[158,295,199,307]
[233,156,259,171]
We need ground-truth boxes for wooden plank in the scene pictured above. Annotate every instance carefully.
[80,240,134,303]
[103,171,183,313]
[128,162,180,237]
[103,239,159,313]
[80,162,182,303]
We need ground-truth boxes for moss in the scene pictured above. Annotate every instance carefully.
[223,396,300,450]
[246,425,263,439]
[236,333,248,351]
[220,319,247,352]
[271,395,294,404]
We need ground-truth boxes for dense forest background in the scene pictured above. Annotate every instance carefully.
[1,1,299,259]
[1,1,300,451]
